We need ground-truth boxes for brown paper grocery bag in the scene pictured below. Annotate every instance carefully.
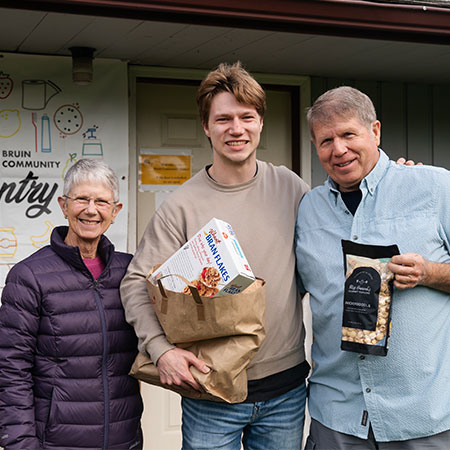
[129,274,265,403]
[148,272,266,344]
[129,352,220,401]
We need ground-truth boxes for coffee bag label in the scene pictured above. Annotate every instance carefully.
[343,267,380,331]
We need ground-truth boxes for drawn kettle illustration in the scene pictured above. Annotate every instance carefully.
[22,80,61,110]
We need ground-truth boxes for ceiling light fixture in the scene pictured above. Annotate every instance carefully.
[69,47,95,85]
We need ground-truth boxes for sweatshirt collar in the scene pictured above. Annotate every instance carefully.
[203,161,261,191]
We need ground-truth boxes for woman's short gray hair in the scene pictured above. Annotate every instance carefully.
[63,159,120,202]
[307,86,377,140]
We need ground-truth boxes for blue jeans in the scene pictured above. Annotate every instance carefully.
[181,383,307,450]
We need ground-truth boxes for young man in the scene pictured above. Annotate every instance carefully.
[296,86,450,449]
[121,62,310,449]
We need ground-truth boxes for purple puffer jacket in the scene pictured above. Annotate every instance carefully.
[0,226,143,450]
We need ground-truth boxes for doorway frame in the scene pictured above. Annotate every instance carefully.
[127,65,311,251]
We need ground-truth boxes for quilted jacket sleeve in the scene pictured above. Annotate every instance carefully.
[0,262,41,450]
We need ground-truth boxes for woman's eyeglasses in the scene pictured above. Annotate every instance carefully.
[63,195,116,209]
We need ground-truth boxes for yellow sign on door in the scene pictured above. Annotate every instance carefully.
[139,151,191,190]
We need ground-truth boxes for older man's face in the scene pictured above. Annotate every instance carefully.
[312,115,381,192]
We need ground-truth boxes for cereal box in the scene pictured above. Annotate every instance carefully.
[151,218,255,297]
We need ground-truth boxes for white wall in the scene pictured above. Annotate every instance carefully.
[0,53,129,293]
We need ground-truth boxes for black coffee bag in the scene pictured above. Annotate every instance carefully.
[341,240,400,356]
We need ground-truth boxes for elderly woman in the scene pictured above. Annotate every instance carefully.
[0,159,143,450]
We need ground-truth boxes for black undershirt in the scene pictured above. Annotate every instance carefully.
[341,189,362,215]
[244,361,311,402]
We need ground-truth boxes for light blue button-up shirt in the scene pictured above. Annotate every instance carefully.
[295,150,450,442]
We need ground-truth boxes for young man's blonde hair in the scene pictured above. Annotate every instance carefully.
[197,61,266,126]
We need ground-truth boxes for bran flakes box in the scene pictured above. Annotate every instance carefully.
[151,218,255,297]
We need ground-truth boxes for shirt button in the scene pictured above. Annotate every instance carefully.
[366,387,371,393]
[360,355,365,360]
[345,210,350,215]
[353,235,358,240]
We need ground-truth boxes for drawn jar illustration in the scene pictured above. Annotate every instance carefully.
[22,80,61,110]
[0,227,18,258]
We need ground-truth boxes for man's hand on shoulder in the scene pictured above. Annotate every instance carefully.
[156,347,210,392]
[388,253,450,293]
[396,157,423,166]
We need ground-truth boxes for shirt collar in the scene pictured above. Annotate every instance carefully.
[326,149,389,196]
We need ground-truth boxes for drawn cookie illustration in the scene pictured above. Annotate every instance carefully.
[53,104,83,135]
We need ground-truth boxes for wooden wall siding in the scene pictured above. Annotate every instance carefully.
[433,86,450,170]
[309,77,450,187]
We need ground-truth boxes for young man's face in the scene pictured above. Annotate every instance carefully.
[203,91,263,167]
[312,115,381,192]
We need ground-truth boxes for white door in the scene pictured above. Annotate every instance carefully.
[135,81,293,450]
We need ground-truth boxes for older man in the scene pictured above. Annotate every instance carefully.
[296,86,450,449]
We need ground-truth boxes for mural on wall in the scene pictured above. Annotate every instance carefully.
[0,71,14,99]
[0,53,129,294]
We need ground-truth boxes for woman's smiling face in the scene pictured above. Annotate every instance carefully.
[58,181,122,248]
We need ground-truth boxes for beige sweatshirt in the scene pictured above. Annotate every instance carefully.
[120,161,310,380]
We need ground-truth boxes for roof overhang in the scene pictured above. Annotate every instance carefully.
[2,0,450,44]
